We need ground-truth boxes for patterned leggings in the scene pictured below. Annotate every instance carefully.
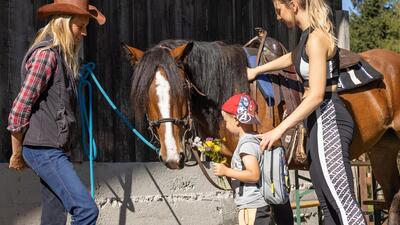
[306,92,366,225]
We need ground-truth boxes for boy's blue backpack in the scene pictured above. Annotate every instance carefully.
[238,137,290,205]
[260,146,290,205]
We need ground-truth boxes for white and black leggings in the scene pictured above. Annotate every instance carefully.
[306,92,366,225]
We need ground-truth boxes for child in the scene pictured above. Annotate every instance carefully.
[213,93,270,225]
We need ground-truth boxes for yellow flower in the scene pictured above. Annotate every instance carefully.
[204,141,214,148]
[195,137,227,164]
[213,145,221,153]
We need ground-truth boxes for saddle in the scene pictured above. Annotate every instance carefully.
[244,28,308,170]
[339,48,361,69]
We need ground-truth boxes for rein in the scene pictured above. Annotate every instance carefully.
[190,147,232,191]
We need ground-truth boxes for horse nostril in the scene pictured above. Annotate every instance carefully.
[159,155,163,162]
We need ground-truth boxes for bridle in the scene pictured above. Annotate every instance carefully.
[144,44,232,190]
[146,79,201,163]
[146,45,203,161]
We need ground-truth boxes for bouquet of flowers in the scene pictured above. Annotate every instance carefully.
[192,136,227,164]
[192,136,229,189]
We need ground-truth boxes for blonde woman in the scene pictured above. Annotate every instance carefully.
[7,1,105,224]
[248,0,366,224]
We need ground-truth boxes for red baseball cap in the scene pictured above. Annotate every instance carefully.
[222,93,260,125]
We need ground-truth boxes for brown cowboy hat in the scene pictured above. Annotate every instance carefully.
[37,0,106,25]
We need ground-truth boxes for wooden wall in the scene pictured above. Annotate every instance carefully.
[0,0,342,162]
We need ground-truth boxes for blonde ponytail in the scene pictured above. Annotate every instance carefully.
[305,0,337,52]
[31,15,80,78]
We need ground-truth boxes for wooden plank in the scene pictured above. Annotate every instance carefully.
[290,200,320,209]
[193,0,209,41]
[173,0,183,38]
[359,165,371,223]
[363,200,387,210]
[182,0,195,39]
[351,160,371,166]
[0,0,10,162]
[132,0,149,49]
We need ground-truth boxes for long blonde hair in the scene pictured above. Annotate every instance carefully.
[282,0,337,52]
[31,15,80,78]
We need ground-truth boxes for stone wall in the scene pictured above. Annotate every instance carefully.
[0,162,319,225]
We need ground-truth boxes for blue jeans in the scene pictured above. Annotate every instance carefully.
[22,146,98,225]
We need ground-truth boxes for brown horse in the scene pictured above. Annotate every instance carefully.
[122,42,193,169]
[123,40,400,223]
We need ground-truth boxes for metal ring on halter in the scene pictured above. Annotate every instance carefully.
[181,120,198,166]
[147,115,161,143]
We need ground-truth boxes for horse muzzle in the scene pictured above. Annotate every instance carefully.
[163,152,185,170]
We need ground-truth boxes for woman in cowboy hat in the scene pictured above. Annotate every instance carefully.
[8,1,105,224]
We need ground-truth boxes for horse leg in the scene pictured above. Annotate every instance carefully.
[368,131,400,224]
[389,125,400,225]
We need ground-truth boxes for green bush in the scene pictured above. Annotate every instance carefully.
[350,0,400,52]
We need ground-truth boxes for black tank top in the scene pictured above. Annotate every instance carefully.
[294,27,340,87]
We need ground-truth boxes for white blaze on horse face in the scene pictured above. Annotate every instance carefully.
[154,70,180,162]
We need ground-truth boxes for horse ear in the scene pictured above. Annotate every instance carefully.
[170,42,193,62]
[121,42,144,66]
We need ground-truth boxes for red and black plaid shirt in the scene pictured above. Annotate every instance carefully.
[7,48,57,133]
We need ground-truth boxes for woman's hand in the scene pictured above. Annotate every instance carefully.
[257,127,285,151]
[247,67,258,81]
[9,153,27,171]
[9,132,27,171]
[213,163,228,177]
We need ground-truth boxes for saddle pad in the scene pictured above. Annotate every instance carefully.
[243,47,275,106]
[243,47,258,68]
[256,75,275,106]
[338,59,383,92]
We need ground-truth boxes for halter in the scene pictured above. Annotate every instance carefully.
[145,53,199,160]
[146,43,231,189]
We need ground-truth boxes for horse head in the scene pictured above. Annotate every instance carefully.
[122,42,193,169]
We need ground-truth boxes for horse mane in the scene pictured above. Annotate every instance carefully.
[159,39,250,134]
[130,46,187,129]
[160,40,250,104]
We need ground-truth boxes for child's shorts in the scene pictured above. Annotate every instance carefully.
[238,206,270,225]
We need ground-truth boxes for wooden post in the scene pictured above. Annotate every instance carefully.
[335,10,350,50]
[361,155,372,224]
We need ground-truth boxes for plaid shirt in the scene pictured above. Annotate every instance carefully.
[7,48,57,133]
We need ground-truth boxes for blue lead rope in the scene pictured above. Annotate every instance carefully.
[78,62,160,198]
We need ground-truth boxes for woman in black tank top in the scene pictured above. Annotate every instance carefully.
[247,0,367,224]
